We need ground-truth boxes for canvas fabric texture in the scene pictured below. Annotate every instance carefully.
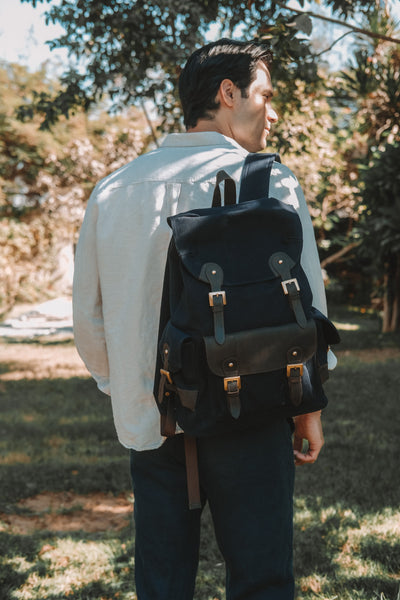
[154,153,340,437]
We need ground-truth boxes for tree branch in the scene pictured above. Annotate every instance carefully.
[140,99,159,148]
[314,30,353,57]
[320,242,359,269]
[277,2,400,45]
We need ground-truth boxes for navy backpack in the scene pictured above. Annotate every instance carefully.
[154,153,340,441]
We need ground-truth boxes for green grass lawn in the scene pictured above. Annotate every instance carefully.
[0,307,399,600]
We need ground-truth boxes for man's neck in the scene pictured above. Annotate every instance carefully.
[187,116,231,138]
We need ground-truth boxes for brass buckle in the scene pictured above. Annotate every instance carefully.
[286,364,304,377]
[160,368,172,384]
[224,376,241,391]
[209,290,227,307]
[281,278,300,295]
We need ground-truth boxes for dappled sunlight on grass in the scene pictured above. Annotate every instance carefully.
[0,452,31,465]
[0,307,399,600]
[10,538,132,600]
[294,501,400,599]
[334,321,360,331]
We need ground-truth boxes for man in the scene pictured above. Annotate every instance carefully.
[73,39,333,600]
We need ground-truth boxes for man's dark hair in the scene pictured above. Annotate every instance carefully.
[179,39,273,130]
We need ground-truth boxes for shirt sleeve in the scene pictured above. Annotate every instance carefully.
[72,186,111,395]
[270,163,337,370]
[270,163,327,316]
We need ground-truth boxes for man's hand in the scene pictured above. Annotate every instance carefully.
[293,411,324,466]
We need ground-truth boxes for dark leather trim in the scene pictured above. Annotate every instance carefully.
[199,262,226,345]
[311,306,341,344]
[212,170,236,207]
[269,251,307,328]
[319,363,329,384]
[160,398,176,437]
[176,387,198,412]
[269,251,296,281]
[157,343,170,406]
[204,319,317,377]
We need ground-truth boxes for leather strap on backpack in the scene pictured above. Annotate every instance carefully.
[269,252,307,329]
[158,343,177,437]
[200,262,226,345]
[286,346,305,407]
[222,359,241,419]
[157,347,200,508]
[212,170,236,207]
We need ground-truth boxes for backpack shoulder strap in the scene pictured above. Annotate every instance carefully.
[238,152,281,203]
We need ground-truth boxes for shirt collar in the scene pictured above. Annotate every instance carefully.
[160,131,247,154]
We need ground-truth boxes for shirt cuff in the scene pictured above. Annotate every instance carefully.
[327,348,337,370]
[94,375,111,396]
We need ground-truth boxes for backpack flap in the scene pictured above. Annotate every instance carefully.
[167,198,304,286]
[204,320,317,376]
[167,198,310,360]
[204,319,317,413]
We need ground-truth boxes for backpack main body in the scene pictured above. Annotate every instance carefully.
[154,153,340,437]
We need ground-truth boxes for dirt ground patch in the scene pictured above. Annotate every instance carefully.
[0,492,133,534]
[0,342,132,537]
[336,347,400,363]
[0,342,89,380]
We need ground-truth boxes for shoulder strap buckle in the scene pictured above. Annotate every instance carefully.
[281,278,300,295]
[209,290,227,307]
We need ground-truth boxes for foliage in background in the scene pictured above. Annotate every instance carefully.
[0,63,148,315]
[0,0,399,329]
[17,0,381,130]
[332,10,400,328]
[267,73,359,263]
[358,143,400,332]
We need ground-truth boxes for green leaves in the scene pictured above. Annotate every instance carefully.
[358,143,400,330]
[0,62,149,311]
[361,143,400,246]
[324,0,376,17]
[291,14,313,36]
[16,0,333,129]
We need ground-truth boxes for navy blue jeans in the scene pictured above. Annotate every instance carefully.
[130,419,295,600]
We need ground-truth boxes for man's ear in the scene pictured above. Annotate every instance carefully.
[217,79,237,108]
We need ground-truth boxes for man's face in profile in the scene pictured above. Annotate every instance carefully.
[229,62,278,152]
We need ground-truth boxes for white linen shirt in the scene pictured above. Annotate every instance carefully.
[73,132,331,451]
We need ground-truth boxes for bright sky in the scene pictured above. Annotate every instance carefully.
[0,0,67,70]
[0,0,399,72]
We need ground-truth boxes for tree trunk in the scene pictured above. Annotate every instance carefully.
[382,253,400,333]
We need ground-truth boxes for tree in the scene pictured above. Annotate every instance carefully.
[18,0,390,130]
[359,143,400,332]
[331,7,400,327]
[11,0,400,319]
[0,62,148,314]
